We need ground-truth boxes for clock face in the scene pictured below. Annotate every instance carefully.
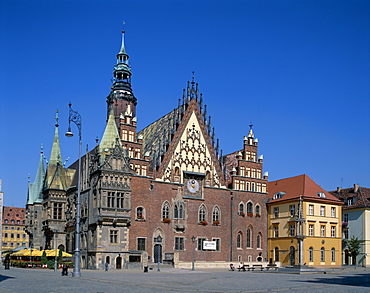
[187,179,199,194]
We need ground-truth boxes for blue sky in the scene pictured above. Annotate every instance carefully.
[1,0,369,207]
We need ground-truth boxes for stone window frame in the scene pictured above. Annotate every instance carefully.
[109,229,119,244]
[236,232,243,249]
[137,237,146,251]
[309,247,314,262]
[174,237,184,251]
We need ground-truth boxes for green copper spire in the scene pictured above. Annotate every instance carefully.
[49,110,63,165]
[99,105,121,156]
[27,145,45,205]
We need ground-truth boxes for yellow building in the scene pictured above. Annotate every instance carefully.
[2,206,29,251]
[267,175,342,268]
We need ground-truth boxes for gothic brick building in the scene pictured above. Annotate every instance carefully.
[26,29,268,270]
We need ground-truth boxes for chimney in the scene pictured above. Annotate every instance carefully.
[354,184,359,193]
[336,187,342,193]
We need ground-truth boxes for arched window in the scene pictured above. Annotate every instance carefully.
[174,204,179,218]
[106,255,110,264]
[237,232,243,249]
[251,183,255,192]
[239,203,245,215]
[179,204,184,219]
[247,202,253,216]
[320,247,325,262]
[255,205,260,216]
[331,248,335,262]
[274,247,279,262]
[136,207,144,220]
[309,247,313,262]
[246,228,252,248]
[199,204,206,223]
[162,202,170,220]
[212,206,220,224]
[256,233,261,249]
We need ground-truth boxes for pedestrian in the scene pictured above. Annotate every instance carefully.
[105,262,108,271]
[4,254,10,270]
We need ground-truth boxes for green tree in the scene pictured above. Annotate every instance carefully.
[347,236,361,265]
[41,250,47,265]
[58,249,63,265]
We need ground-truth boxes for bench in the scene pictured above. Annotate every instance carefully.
[266,264,278,271]
[252,264,264,271]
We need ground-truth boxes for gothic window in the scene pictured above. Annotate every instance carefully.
[237,232,242,249]
[251,183,255,192]
[246,228,252,248]
[199,204,207,223]
[257,233,261,249]
[141,166,147,176]
[53,203,63,220]
[247,202,253,215]
[239,203,245,215]
[178,204,184,219]
[246,182,250,191]
[136,207,144,220]
[174,204,178,218]
[162,202,170,220]
[212,206,220,224]
[255,205,260,216]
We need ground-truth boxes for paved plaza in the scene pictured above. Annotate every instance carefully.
[0,266,369,293]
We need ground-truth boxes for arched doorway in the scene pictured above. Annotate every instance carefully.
[116,256,122,269]
[58,244,65,251]
[344,249,349,265]
[154,244,162,264]
[289,246,295,266]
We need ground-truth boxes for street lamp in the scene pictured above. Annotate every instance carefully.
[191,236,196,271]
[53,230,58,272]
[155,235,162,272]
[65,102,82,278]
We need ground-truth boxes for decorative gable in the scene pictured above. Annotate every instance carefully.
[160,105,224,188]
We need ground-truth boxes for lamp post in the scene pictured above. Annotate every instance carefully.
[191,236,196,271]
[65,102,82,278]
[155,235,162,272]
[53,230,58,272]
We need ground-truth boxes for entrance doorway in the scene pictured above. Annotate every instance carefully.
[154,244,162,264]
[116,256,122,269]
[289,246,295,266]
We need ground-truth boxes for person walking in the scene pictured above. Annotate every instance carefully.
[105,262,108,271]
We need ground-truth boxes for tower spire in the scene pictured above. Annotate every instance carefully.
[107,27,137,128]
[49,110,62,165]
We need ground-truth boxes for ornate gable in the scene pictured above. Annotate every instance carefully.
[158,99,225,188]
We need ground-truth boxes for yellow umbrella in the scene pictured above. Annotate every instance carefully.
[44,249,72,257]
[12,249,42,257]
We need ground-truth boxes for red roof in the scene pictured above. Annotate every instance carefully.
[268,174,341,203]
[2,206,26,225]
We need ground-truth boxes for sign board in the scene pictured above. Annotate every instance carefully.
[203,241,216,250]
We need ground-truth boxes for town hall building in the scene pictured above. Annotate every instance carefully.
[26,29,269,270]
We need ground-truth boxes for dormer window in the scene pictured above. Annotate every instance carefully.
[273,192,285,200]
[347,197,353,206]
[318,192,326,198]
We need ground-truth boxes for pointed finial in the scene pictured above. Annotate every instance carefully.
[96,137,99,146]
[40,143,44,154]
[249,121,253,129]
[28,173,30,183]
[55,110,59,127]
[191,71,195,84]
